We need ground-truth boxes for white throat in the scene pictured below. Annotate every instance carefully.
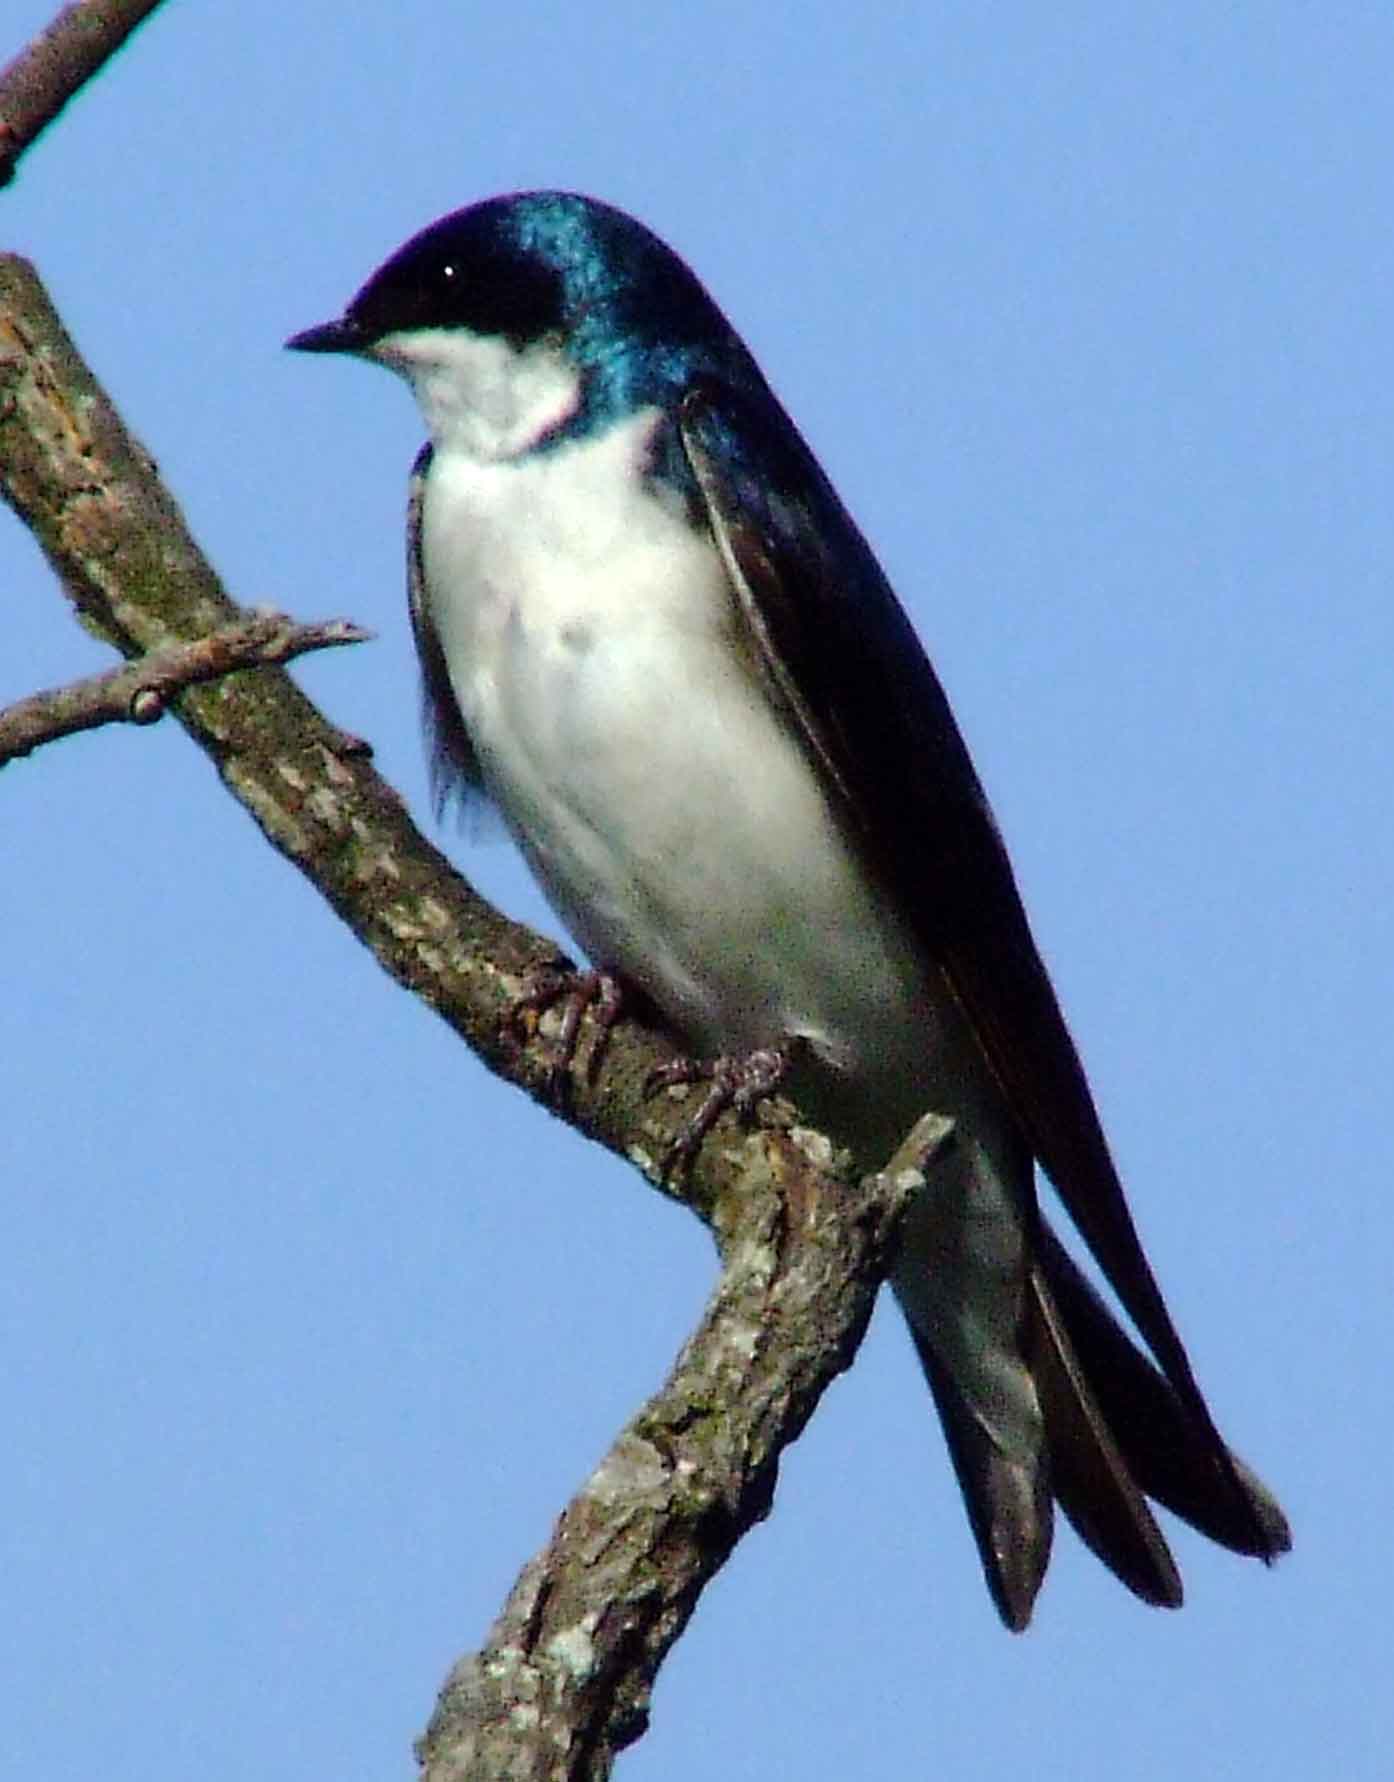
[373,326,581,463]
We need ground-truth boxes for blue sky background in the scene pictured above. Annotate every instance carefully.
[3,3,1389,1777]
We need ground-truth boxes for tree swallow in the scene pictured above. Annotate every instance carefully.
[288,191,1289,1628]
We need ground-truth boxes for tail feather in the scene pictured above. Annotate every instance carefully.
[1037,1225,1292,1559]
[1028,1258,1183,1608]
[907,1321,1052,1632]
[899,1216,1290,1629]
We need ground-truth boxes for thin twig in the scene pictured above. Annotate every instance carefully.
[0,0,169,187]
[0,612,371,764]
[0,0,170,187]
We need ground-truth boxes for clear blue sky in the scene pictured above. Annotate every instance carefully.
[4,3,1388,1777]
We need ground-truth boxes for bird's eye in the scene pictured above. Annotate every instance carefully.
[442,263,457,281]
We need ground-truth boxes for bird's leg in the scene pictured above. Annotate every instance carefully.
[510,966,626,1104]
[646,1045,790,1167]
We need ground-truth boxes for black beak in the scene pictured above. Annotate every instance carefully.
[285,316,366,354]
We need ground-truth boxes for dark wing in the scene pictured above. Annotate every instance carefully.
[677,379,1282,1561]
[406,442,486,820]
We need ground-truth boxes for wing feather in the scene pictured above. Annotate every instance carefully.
[677,380,1279,1560]
[406,442,486,820]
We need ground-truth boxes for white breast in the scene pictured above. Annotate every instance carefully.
[419,407,961,1110]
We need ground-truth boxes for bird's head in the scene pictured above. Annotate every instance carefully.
[288,192,740,459]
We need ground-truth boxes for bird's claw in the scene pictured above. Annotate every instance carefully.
[510,966,625,1104]
[646,1044,789,1168]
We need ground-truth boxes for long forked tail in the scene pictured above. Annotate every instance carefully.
[906,1218,1289,1630]
[1036,1224,1292,1565]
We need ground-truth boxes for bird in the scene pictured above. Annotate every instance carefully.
[287,190,1289,1629]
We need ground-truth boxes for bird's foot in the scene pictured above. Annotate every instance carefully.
[646,1045,789,1168]
[510,966,626,1104]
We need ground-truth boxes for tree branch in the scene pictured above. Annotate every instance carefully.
[2,249,562,1099]
[0,0,170,187]
[0,611,371,763]
[418,1113,952,1781]
[2,251,942,1776]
